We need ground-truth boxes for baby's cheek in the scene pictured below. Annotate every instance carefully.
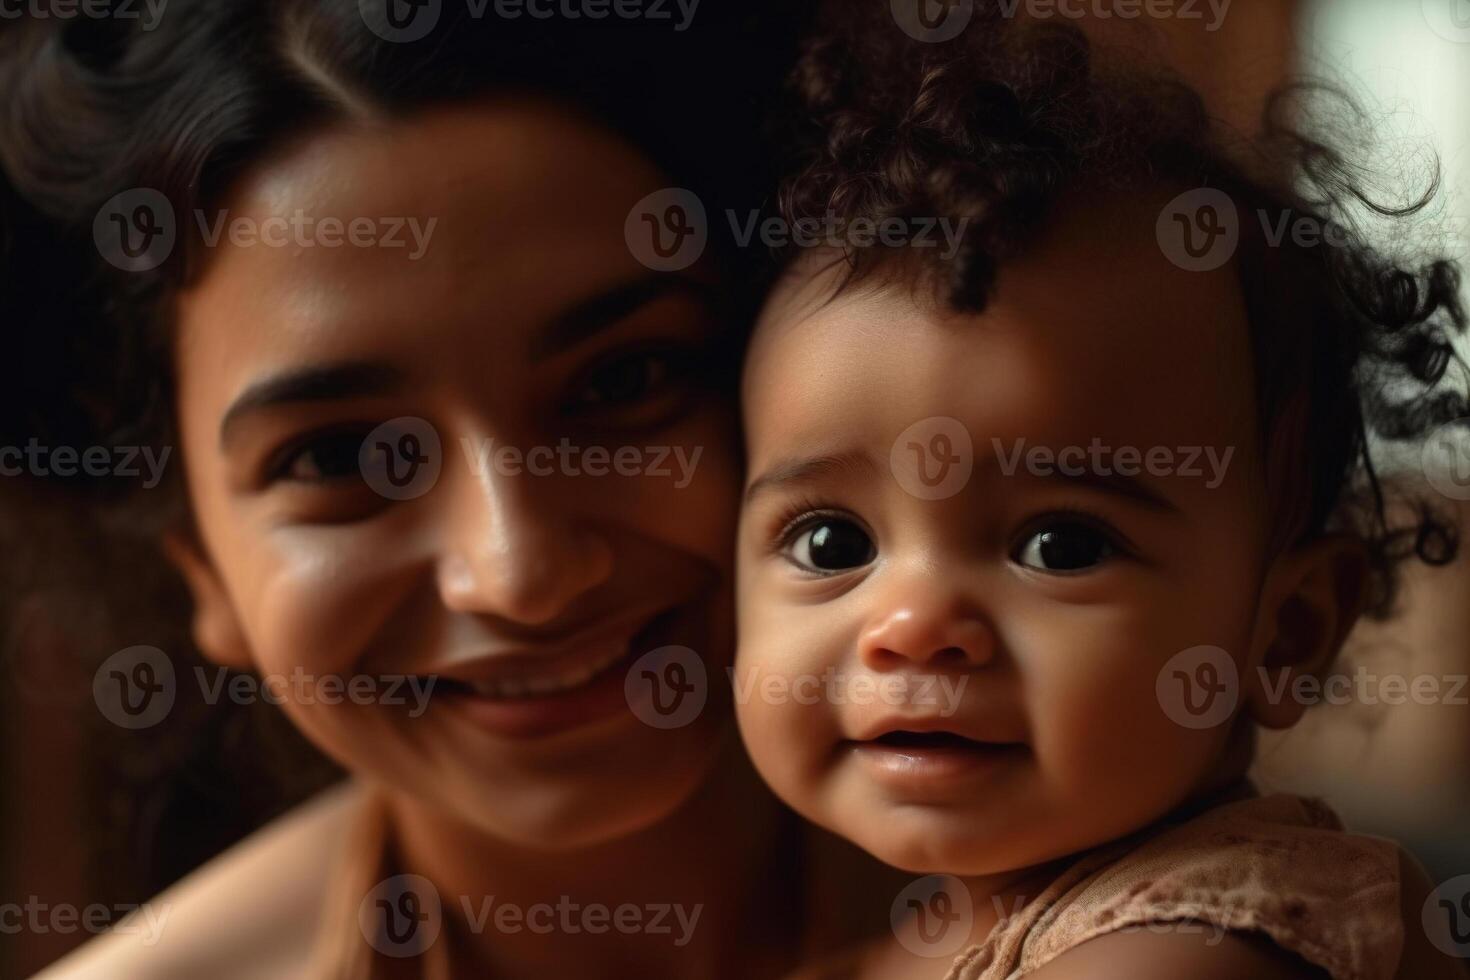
[1025,632,1236,831]
[734,607,844,811]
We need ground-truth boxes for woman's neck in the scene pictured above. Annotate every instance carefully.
[383,733,802,979]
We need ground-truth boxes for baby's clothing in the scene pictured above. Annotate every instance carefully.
[947,792,1403,980]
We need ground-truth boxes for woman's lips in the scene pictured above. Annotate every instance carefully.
[424,606,696,739]
[433,640,643,739]
[848,731,1028,792]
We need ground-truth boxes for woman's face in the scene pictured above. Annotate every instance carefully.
[168,101,741,848]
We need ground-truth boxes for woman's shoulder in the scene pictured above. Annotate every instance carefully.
[35,781,364,980]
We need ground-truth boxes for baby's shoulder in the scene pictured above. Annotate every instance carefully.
[33,782,361,980]
[1022,926,1329,980]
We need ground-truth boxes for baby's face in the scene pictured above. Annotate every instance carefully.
[736,192,1277,875]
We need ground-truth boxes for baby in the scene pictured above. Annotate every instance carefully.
[733,6,1470,979]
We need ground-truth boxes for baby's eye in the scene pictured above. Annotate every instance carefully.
[784,517,876,574]
[1013,521,1115,573]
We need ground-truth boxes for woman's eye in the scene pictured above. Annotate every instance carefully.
[272,430,370,483]
[1014,521,1115,573]
[785,518,876,573]
[570,349,678,412]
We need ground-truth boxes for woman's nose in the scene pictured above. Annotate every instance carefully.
[434,462,613,626]
[857,590,996,670]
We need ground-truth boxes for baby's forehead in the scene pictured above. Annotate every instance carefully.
[742,205,1260,467]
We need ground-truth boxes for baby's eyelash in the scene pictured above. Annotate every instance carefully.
[1013,507,1136,556]
[767,496,848,551]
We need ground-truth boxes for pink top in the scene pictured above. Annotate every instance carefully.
[947,794,1404,980]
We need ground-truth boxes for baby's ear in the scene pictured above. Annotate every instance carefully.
[161,529,253,670]
[1244,533,1368,729]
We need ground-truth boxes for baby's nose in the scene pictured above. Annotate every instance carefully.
[857,601,996,669]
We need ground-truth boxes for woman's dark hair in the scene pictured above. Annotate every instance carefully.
[774,0,1468,616]
[0,0,805,902]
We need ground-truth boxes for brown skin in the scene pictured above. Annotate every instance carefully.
[164,100,797,978]
[735,189,1375,978]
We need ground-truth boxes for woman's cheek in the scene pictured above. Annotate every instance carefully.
[245,529,411,678]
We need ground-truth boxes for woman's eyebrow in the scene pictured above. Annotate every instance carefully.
[531,273,715,363]
[218,362,408,449]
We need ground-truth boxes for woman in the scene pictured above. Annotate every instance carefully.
[1,2,898,975]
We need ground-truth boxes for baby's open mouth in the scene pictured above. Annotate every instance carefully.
[849,727,1028,791]
[868,730,989,750]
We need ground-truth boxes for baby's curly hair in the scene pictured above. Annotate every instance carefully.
[775,0,1469,616]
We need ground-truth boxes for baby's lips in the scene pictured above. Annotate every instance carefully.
[844,710,1026,746]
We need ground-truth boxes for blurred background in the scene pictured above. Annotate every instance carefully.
[2,0,1467,976]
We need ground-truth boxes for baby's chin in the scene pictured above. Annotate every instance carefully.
[838,808,1057,877]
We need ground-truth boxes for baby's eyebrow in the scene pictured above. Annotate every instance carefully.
[744,450,878,503]
[1029,467,1182,514]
